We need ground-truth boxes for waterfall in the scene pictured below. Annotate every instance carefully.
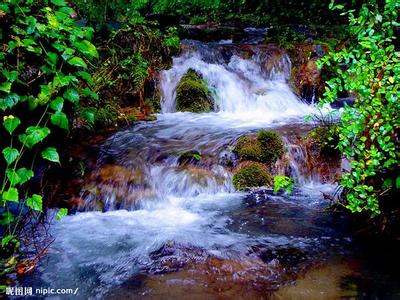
[160,41,314,120]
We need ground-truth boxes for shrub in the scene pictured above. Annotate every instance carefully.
[317,0,399,215]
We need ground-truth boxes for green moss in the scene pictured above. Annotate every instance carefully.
[176,69,213,113]
[234,130,284,164]
[232,163,273,190]
[256,130,284,163]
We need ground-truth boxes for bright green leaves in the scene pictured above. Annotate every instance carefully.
[74,40,99,59]
[2,188,19,203]
[68,57,87,68]
[2,147,19,165]
[56,208,68,220]
[50,0,67,6]
[41,147,60,163]
[50,97,64,112]
[26,194,43,212]
[5,168,34,187]
[18,126,50,149]
[63,88,79,103]
[3,116,21,134]
[1,0,98,269]
[16,168,34,185]
[0,82,12,93]
[319,1,399,216]
[81,88,99,100]
[273,176,295,194]
[51,112,69,129]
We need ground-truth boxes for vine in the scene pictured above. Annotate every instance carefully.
[0,0,97,275]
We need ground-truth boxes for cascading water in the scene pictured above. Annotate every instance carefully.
[22,38,394,299]
[160,40,313,120]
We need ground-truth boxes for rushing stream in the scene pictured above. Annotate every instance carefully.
[21,39,400,299]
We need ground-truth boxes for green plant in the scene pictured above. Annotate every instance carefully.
[273,175,294,194]
[317,0,399,215]
[0,0,97,273]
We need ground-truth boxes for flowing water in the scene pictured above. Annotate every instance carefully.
[21,39,400,299]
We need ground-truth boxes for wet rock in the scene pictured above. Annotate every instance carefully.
[175,69,214,113]
[331,97,355,109]
[301,127,342,183]
[177,150,202,166]
[294,59,321,102]
[232,162,273,190]
[288,43,329,102]
[147,242,209,274]
[111,254,283,299]
[218,149,238,168]
[95,164,144,185]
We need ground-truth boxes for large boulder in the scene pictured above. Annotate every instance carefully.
[175,69,214,113]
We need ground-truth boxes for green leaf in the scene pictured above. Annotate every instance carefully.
[396,176,400,189]
[26,194,43,212]
[18,126,50,149]
[6,169,21,186]
[51,0,67,6]
[41,147,60,163]
[17,168,34,185]
[68,57,87,68]
[2,188,19,203]
[1,235,17,247]
[50,97,64,112]
[51,112,69,130]
[3,116,21,134]
[0,94,20,111]
[81,88,99,100]
[56,208,68,220]
[0,82,11,93]
[74,40,99,58]
[63,89,79,103]
[2,147,19,165]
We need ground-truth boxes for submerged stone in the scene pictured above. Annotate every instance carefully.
[175,68,214,113]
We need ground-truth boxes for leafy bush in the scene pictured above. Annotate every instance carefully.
[317,0,399,215]
[273,175,294,194]
[0,0,97,271]
[86,23,179,122]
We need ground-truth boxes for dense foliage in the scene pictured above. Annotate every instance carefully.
[318,0,399,215]
[73,0,360,28]
[0,0,97,275]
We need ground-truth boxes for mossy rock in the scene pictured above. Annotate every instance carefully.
[232,162,273,190]
[234,130,284,164]
[176,69,213,113]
